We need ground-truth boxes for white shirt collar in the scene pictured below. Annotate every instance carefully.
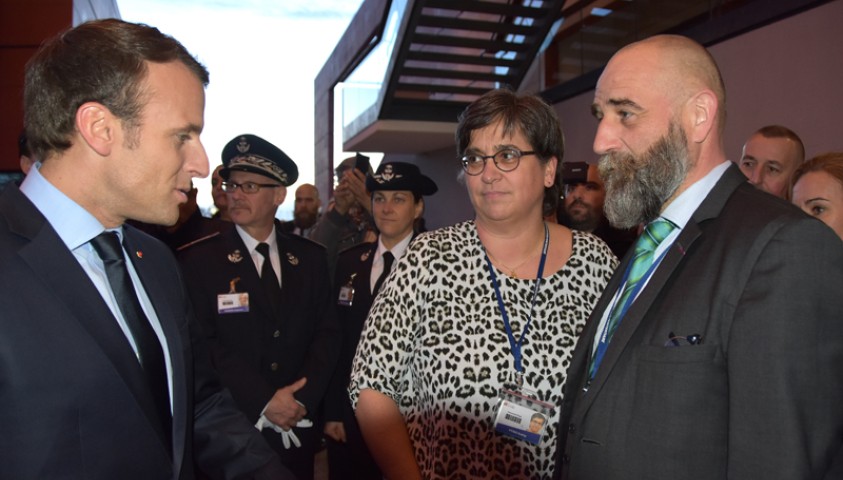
[661,161,731,229]
[235,224,278,253]
[20,163,107,250]
[376,231,413,262]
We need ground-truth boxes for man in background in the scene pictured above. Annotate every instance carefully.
[559,161,636,257]
[211,163,232,222]
[737,125,805,198]
[0,19,288,479]
[310,155,376,275]
[280,183,321,237]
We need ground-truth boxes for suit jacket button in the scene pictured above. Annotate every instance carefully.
[568,423,576,433]
[270,362,279,371]
[273,330,281,338]
[561,454,570,464]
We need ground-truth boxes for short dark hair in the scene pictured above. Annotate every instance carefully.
[24,18,209,161]
[456,88,564,165]
[754,125,805,164]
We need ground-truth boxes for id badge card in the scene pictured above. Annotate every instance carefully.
[337,285,354,307]
[218,292,249,314]
[493,387,553,445]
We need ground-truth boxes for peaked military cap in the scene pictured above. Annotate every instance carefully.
[221,134,298,186]
[366,161,438,196]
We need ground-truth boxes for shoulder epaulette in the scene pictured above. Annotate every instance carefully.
[176,231,221,252]
[338,241,376,257]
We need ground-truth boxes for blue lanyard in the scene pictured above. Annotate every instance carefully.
[484,223,550,384]
[587,246,670,385]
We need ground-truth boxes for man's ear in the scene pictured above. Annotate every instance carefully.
[75,102,116,156]
[688,90,717,144]
[274,185,288,207]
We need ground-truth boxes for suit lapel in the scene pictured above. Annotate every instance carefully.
[3,187,170,451]
[356,244,376,304]
[573,164,745,417]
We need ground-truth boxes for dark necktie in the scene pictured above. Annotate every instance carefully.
[256,242,282,314]
[372,251,395,295]
[90,232,171,448]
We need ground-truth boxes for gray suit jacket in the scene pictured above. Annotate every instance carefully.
[555,165,843,479]
[0,185,291,480]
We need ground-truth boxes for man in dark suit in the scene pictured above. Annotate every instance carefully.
[554,35,843,479]
[324,161,437,480]
[0,19,289,479]
[179,134,340,480]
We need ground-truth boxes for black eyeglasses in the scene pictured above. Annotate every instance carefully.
[221,181,282,194]
[460,148,537,176]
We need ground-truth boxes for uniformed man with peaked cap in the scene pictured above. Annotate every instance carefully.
[178,134,339,479]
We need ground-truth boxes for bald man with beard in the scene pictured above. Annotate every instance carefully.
[554,35,843,480]
[279,183,321,237]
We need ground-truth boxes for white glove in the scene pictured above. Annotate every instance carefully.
[256,416,313,449]
[279,427,301,449]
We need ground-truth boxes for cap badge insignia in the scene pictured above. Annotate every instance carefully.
[373,164,402,184]
[228,249,243,263]
[236,137,250,153]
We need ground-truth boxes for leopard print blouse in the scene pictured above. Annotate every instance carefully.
[350,221,618,479]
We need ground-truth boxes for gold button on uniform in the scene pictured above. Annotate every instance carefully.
[270,362,279,371]
[273,330,280,338]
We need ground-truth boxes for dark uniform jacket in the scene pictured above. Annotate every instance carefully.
[324,241,379,423]
[324,241,383,479]
[177,221,340,431]
[0,185,289,480]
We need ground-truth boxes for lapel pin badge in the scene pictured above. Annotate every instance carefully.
[136,250,143,259]
[286,252,299,266]
[228,249,243,263]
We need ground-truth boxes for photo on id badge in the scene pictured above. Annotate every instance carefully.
[218,292,249,313]
[493,388,551,445]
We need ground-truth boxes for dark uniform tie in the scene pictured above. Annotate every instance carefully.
[90,232,171,449]
[256,242,282,314]
[372,251,395,295]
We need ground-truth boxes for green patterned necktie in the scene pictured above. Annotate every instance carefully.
[588,218,676,381]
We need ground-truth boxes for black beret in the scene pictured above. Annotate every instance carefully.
[220,134,298,186]
[366,161,438,196]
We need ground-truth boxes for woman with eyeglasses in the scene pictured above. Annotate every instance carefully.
[349,88,618,479]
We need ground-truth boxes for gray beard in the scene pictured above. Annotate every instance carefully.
[598,122,690,229]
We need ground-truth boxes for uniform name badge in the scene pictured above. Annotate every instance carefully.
[493,387,553,445]
[337,273,356,307]
[337,286,354,307]
[218,277,249,313]
[218,292,249,313]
